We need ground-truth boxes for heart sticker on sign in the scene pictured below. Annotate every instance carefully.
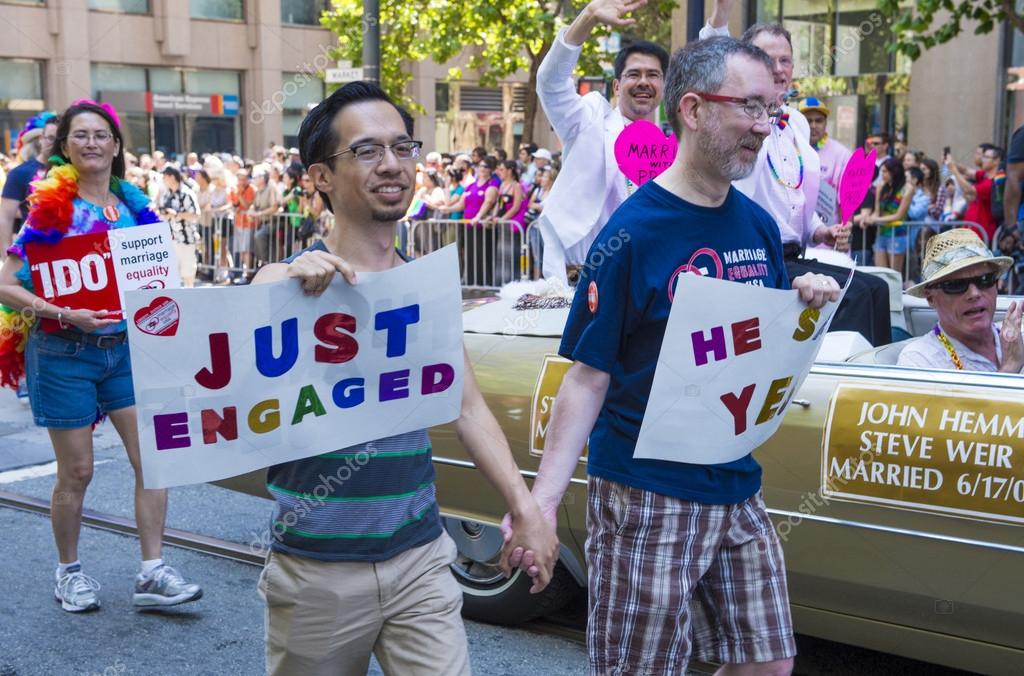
[614,120,677,186]
[133,296,180,337]
[837,148,878,225]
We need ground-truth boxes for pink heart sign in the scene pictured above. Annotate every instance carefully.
[838,148,878,225]
[614,120,677,186]
[133,296,180,337]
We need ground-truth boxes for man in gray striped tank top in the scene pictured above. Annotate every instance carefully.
[250,82,558,676]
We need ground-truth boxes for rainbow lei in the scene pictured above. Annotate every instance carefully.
[813,133,828,151]
[766,135,804,190]
[933,325,964,370]
[0,163,159,392]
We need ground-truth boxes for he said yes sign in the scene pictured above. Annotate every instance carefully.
[26,222,180,314]
[634,272,850,465]
[126,245,464,489]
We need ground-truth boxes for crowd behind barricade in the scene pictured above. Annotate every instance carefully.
[0,140,562,289]
[842,133,1009,289]
[400,143,560,284]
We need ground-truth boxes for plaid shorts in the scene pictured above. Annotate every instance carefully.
[586,476,796,675]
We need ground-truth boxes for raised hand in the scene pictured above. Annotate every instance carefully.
[587,0,648,28]
[999,300,1024,373]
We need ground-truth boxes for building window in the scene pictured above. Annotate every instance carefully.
[281,71,324,147]
[191,0,243,21]
[0,58,44,157]
[435,83,450,113]
[281,0,327,25]
[89,0,149,12]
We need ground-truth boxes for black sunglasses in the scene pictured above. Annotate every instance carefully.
[928,271,998,295]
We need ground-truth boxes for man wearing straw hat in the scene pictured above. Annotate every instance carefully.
[899,228,1024,372]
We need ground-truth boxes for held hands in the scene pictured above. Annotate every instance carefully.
[792,273,840,310]
[286,249,357,296]
[498,500,559,594]
[999,300,1024,373]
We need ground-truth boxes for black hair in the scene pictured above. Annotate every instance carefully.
[907,166,924,185]
[985,145,1004,161]
[285,165,303,187]
[162,165,183,184]
[423,169,443,190]
[979,142,997,153]
[879,157,906,205]
[297,81,413,212]
[472,146,487,160]
[500,159,520,181]
[479,156,498,172]
[613,40,670,80]
[495,148,508,162]
[196,169,211,184]
[52,101,127,179]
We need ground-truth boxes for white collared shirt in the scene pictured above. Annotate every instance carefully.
[897,323,1018,372]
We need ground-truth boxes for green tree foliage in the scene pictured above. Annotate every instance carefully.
[877,0,1024,60]
[321,0,677,142]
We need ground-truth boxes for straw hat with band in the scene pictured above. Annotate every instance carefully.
[906,228,1013,298]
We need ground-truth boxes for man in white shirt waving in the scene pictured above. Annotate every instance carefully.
[536,0,669,282]
[701,0,892,346]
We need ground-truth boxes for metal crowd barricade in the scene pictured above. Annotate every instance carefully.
[406,218,534,290]
[857,220,986,282]
[197,211,334,284]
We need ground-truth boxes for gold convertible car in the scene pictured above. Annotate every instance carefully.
[223,279,1024,674]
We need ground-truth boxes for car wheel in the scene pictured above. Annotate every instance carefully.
[443,516,576,625]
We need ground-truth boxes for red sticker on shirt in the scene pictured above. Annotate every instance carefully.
[588,281,599,313]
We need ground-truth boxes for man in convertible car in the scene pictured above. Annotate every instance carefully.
[899,228,1024,372]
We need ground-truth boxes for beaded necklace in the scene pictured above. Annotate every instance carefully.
[766,134,804,190]
[933,325,964,370]
[813,133,828,151]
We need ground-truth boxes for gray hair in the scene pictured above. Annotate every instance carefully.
[664,37,774,136]
[741,22,793,48]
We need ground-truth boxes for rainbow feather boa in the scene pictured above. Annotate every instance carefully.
[0,164,159,392]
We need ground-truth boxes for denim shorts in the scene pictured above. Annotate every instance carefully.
[25,327,135,428]
[873,226,910,255]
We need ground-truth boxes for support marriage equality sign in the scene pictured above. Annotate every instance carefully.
[125,245,464,489]
[634,272,850,465]
[26,222,181,315]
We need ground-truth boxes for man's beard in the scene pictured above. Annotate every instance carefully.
[698,115,763,181]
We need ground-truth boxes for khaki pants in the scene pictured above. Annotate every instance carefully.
[259,533,470,676]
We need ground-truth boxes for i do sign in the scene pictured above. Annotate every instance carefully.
[25,222,180,314]
[633,272,851,465]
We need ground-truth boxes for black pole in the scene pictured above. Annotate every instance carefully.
[362,0,380,83]
[686,0,705,42]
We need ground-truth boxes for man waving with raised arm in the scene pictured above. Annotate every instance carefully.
[535,0,668,282]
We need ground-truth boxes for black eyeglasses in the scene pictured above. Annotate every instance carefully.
[928,272,998,295]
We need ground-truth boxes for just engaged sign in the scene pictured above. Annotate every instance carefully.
[126,245,465,489]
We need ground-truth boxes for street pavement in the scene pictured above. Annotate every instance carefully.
[0,389,588,676]
[0,389,973,676]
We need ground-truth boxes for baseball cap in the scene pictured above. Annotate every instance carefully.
[532,148,553,161]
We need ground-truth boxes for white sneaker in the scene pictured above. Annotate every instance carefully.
[55,567,101,613]
[133,564,203,607]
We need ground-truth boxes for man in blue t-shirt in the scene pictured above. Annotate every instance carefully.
[520,34,839,675]
[1,112,57,255]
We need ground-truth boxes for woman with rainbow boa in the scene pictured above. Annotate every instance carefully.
[0,101,202,613]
